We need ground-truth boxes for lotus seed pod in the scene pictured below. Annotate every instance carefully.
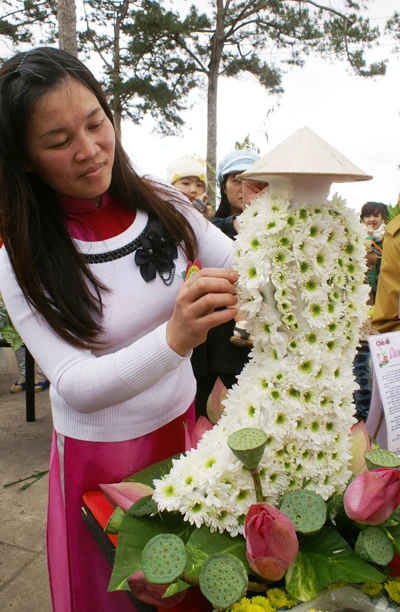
[104,506,125,535]
[228,428,268,470]
[280,489,327,534]
[142,534,187,584]
[199,553,248,609]
[365,449,400,470]
[355,526,394,566]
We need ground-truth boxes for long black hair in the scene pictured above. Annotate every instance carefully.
[0,47,197,348]
[214,174,232,218]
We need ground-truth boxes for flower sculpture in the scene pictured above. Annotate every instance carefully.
[106,129,400,612]
[153,127,371,534]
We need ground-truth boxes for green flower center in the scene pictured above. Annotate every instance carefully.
[299,361,312,373]
[311,421,320,432]
[163,485,175,497]
[310,304,322,317]
[305,279,317,291]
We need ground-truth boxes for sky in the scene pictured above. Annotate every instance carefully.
[119,0,400,213]
[1,1,398,213]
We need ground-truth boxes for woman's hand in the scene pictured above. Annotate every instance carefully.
[166,268,239,356]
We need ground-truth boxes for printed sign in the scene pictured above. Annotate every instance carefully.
[367,331,400,453]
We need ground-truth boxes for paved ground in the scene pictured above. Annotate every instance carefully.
[0,347,52,611]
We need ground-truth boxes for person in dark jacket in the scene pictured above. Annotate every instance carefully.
[192,150,261,417]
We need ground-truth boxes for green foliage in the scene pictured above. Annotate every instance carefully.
[79,0,205,135]
[124,454,180,487]
[108,508,194,591]
[129,495,158,517]
[285,526,385,601]
[0,294,23,351]
[184,524,250,582]
[385,11,400,53]
[0,0,57,54]
[235,134,261,154]
[386,203,400,222]
[108,445,397,608]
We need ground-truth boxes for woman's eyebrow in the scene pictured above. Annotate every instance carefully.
[39,106,102,140]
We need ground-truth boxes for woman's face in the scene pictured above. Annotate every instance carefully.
[224,173,244,215]
[25,78,115,203]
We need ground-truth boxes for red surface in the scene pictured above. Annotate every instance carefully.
[82,490,118,547]
[389,553,400,576]
[83,490,213,612]
[160,588,213,612]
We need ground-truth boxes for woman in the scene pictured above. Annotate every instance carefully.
[192,150,262,417]
[213,149,261,238]
[0,47,237,612]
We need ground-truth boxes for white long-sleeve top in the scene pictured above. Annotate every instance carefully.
[0,207,232,442]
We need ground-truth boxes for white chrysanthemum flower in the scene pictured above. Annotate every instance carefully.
[153,192,368,535]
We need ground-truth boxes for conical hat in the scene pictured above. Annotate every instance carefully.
[241,127,372,183]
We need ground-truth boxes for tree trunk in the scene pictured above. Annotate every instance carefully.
[111,0,129,136]
[206,0,225,206]
[207,69,218,205]
[57,0,78,56]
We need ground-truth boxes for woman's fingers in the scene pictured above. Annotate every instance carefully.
[183,277,237,306]
[184,267,238,289]
[166,268,239,356]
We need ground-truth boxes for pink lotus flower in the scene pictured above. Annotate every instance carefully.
[185,416,213,451]
[99,481,153,512]
[206,377,228,424]
[245,503,299,581]
[128,571,186,608]
[344,468,400,525]
[349,421,372,476]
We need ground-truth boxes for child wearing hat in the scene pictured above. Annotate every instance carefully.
[167,154,208,214]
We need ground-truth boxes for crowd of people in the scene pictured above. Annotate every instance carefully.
[0,46,398,612]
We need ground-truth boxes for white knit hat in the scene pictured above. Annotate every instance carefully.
[217,150,260,185]
[167,154,208,189]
